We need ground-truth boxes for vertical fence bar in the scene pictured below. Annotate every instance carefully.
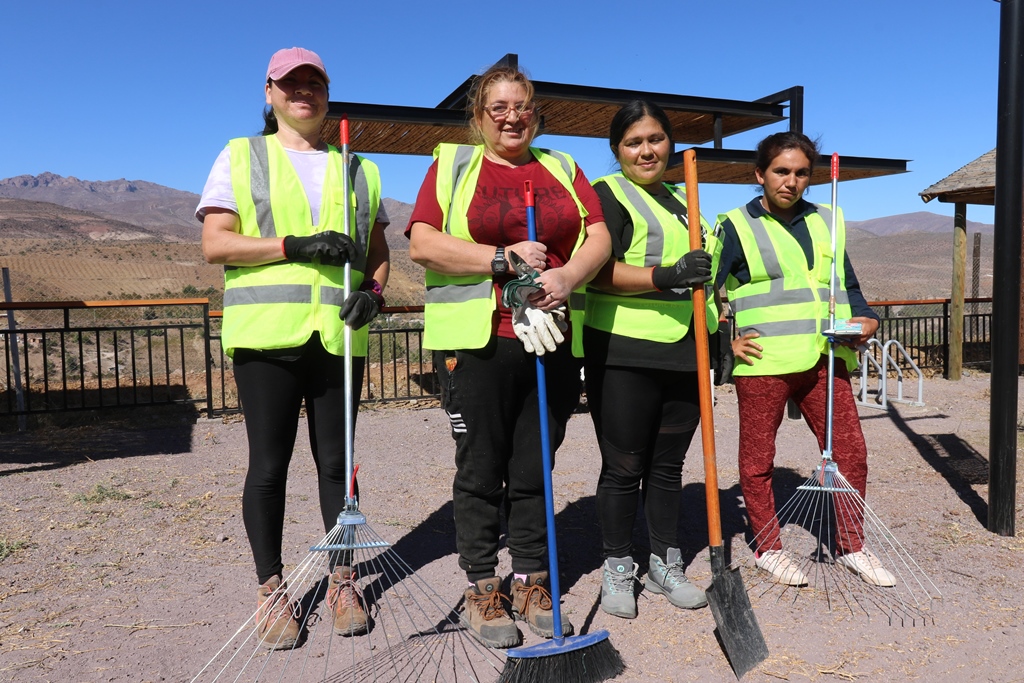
[96,329,103,407]
[942,300,950,378]
[2,268,27,429]
[203,302,214,418]
[130,328,138,405]
[113,329,121,406]
[147,329,155,403]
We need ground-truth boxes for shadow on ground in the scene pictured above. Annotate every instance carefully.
[877,407,990,525]
[0,405,199,477]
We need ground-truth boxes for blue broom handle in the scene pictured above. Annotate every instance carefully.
[525,188,565,644]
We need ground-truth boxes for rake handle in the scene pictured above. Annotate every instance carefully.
[683,149,723,548]
[341,115,356,509]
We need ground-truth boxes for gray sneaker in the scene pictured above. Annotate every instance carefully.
[645,548,708,609]
[601,556,639,619]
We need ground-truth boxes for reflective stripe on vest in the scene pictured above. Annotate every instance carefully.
[721,202,856,376]
[423,143,587,354]
[222,135,380,358]
[585,174,719,344]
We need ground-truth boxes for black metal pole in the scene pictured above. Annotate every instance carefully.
[989,0,1024,536]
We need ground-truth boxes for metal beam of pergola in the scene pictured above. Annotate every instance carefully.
[317,53,907,186]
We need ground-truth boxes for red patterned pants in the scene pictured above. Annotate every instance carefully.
[734,355,867,555]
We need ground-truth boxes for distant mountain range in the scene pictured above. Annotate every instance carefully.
[0,172,996,242]
[847,212,994,237]
[0,173,997,302]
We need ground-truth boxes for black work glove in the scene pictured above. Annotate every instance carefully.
[652,249,712,290]
[283,231,357,266]
[713,320,734,386]
[339,290,380,330]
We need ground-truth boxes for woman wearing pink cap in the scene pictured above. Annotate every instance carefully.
[197,47,390,649]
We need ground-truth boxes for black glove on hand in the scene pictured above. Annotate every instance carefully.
[283,232,357,266]
[713,322,735,386]
[339,290,380,330]
[652,249,712,290]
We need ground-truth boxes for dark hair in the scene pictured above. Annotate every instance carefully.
[754,132,820,173]
[261,77,329,136]
[608,100,673,158]
[262,106,278,135]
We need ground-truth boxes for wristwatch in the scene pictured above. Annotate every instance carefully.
[491,246,508,275]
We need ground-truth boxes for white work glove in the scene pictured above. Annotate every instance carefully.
[512,303,567,356]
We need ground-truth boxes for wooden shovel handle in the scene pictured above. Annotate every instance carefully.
[683,149,724,548]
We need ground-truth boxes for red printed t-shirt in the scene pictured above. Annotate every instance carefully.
[406,154,605,339]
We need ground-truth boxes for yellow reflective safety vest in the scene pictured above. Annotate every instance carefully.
[720,202,857,376]
[222,135,381,358]
[585,173,720,343]
[423,143,588,355]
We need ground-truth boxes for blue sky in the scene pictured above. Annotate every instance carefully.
[2,0,1001,225]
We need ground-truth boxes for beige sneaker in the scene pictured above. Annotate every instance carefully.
[326,567,369,636]
[509,572,573,638]
[460,577,520,649]
[256,576,300,650]
[837,548,897,587]
[754,549,809,586]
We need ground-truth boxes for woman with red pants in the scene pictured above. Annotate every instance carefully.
[715,131,895,588]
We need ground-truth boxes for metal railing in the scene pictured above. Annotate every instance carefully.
[0,296,996,422]
[869,298,993,374]
[1,299,215,418]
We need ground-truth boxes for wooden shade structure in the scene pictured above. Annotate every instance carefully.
[318,53,907,186]
[918,148,1022,381]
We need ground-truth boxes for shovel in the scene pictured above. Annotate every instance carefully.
[683,148,770,679]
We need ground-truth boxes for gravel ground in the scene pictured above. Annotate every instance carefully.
[1,372,1022,682]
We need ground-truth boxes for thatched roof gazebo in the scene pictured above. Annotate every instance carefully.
[919,148,1023,379]
[920,149,996,205]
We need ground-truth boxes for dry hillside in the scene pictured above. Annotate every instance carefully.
[0,174,998,307]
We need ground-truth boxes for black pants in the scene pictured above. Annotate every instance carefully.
[233,335,364,584]
[435,337,581,582]
[584,362,700,560]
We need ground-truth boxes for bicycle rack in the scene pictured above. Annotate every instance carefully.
[856,339,925,410]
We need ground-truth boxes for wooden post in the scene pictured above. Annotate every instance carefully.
[949,203,967,380]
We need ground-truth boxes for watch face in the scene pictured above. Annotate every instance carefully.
[492,249,507,274]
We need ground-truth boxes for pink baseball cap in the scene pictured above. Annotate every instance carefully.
[266,47,329,83]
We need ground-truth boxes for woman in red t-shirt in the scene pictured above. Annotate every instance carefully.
[407,65,609,649]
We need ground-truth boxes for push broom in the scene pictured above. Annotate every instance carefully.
[191,117,505,682]
[497,181,625,683]
[744,153,941,625]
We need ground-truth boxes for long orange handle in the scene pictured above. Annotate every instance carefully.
[683,149,723,548]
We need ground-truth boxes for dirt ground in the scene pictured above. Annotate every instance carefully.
[1,371,1023,682]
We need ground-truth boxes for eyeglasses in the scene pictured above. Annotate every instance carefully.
[482,102,536,121]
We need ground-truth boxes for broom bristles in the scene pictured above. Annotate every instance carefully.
[497,637,624,683]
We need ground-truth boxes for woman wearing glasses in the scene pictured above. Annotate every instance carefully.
[407,64,610,648]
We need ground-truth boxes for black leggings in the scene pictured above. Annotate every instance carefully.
[233,336,364,584]
[584,362,700,560]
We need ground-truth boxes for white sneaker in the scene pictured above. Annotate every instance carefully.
[836,548,896,587]
[754,549,808,586]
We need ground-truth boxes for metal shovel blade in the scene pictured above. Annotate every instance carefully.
[706,545,769,679]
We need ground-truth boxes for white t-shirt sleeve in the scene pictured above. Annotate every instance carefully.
[195,147,236,222]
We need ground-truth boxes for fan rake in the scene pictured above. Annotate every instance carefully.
[744,456,942,625]
[192,500,505,682]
